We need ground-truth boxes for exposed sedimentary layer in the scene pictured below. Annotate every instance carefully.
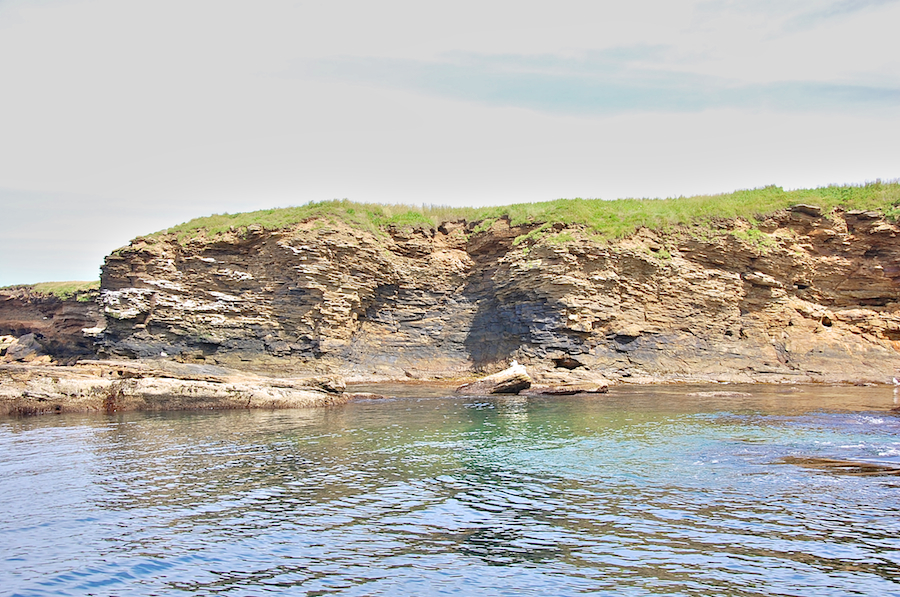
[0,287,104,363]
[88,207,900,385]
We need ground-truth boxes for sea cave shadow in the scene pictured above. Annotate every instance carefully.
[462,296,523,371]
[462,289,584,372]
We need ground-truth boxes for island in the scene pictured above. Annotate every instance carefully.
[4,182,900,414]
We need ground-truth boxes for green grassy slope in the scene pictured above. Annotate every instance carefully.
[0,281,101,301]
[156,181,900,242]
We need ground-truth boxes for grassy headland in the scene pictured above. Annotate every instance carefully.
[156,181,900,242]
[1,281,101,301]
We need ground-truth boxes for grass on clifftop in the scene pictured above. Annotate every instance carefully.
[1,280,100,301]
[156,180,900,242]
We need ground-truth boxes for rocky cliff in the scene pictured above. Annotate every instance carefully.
[91,206,900,384]
[0,287,104,363]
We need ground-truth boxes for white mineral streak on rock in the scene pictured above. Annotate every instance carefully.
[743,271,782,288]
[209,291,242,302]
[142,278,187,292]
[215,269,254,281]
[278,241,312,255]
[101,288,154,320]
[154,294,243,313]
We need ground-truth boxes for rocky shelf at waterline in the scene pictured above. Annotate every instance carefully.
[5,191,900,386]
[0,360,611,416]
[0,360,351,416]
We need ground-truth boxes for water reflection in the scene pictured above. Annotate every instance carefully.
[2,385,900,595]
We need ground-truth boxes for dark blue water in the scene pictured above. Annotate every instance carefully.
[2,385,900,596]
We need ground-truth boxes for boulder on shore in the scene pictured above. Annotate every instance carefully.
[456,362,532,395]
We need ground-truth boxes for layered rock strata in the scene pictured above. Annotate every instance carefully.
[91,208,900,384]
[0,288,103,363]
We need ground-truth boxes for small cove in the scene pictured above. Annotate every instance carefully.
[2,384,900,596]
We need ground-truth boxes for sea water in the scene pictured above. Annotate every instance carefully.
[2,384,899,596]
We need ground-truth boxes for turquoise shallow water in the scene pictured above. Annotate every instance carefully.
[2,384,900,596]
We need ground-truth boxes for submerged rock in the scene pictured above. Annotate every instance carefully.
[521,382,609,396]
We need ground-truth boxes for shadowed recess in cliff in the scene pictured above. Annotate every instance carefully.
[462,290,591,370]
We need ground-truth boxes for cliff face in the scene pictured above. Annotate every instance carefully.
[96,208,900,383]
[0,288,103,363]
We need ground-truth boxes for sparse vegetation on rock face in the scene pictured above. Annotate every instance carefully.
[95,186,900,385]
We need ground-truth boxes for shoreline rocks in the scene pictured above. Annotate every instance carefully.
[2,357,899,417]
[0,361,348,416]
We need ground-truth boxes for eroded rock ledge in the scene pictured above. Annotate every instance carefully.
[0,361,348,416]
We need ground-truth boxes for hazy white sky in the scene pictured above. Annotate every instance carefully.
[1,0,898,285]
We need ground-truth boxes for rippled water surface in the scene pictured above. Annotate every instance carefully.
[3,385,900,596]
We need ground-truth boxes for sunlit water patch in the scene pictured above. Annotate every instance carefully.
[2,384,900,596]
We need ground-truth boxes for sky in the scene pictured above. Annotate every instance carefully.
[1,0,898,285]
